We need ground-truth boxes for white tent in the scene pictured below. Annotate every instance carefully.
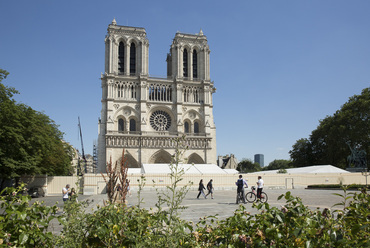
[251,165,350,174]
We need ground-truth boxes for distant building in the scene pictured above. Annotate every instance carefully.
[217,154,238,169]
[254,154,264,167]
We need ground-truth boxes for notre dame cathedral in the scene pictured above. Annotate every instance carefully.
[97,19,217,172]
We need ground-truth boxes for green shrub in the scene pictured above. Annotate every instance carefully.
[194,189,370,247]
[0,184,58,247]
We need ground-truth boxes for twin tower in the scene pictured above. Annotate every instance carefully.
[97,19,217,172]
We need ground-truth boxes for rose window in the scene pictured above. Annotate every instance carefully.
[150,110,171,131]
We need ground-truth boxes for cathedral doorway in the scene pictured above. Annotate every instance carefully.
[188,153,204,164]
[148,150,172,164]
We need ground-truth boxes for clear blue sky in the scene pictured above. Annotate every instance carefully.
[1,1,369,166]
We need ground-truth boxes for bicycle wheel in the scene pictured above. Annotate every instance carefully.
[245,192,256,203]
[259,192,268,203]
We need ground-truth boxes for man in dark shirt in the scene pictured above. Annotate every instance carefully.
[206,179,214,199]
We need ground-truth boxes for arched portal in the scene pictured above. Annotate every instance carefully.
[148,149,172,164]
[188,153,204,164]
[116,152,139,168]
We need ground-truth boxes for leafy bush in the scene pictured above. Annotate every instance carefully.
[194,189,370,247]
[307,184,370,189]
[0,184,58,247]
[1,183,370,247]
[1,137,370,247]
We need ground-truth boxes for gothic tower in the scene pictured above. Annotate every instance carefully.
[97,19,216,172]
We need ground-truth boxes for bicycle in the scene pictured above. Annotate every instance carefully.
[245,186,268,203]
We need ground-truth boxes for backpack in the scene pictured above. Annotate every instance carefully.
[237,179,244,191]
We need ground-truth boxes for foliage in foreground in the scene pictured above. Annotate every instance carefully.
[1,136,369,247]
[0,185,58,247]
[1,185,370,247]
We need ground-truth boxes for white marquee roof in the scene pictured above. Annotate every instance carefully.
[251,165,350,174]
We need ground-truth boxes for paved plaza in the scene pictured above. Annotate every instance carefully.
[32,188,350,234]
[130,188,346,222]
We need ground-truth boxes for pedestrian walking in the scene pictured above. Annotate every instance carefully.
[197,179,207,199]
[62,184,70,202]
[206,179,214,199]
[126,179,131,197]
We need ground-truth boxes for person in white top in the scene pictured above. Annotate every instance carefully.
[62,184,70,202]
[257,176,264,199]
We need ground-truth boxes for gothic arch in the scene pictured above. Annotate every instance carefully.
[183,109,202,121]
[129,117,140,132]
[188,153,204,164]
[117,36,128,44]
[148,149,172,164]
[182,44,191,52]
[114,106,138,120]
[193,118,203,133]
[127,37,140,47]
[117,116,126,132]
[116,151,140,168]
[183,119,191,133]
[192,45,201,53]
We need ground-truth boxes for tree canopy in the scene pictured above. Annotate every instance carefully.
[237,158,261,173]
[263,159,292,171]
[0,69,74,180]
[289,87,370,169]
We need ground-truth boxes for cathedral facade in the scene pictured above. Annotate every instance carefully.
[97,19,217,172]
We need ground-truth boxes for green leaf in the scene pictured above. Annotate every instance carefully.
[19,233,29,245]
[276,214,283,223]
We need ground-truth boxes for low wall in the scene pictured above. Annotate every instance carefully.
[20,172,368,195]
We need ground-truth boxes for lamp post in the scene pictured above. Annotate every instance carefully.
[362,169,369,188]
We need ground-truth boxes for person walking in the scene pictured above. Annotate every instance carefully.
[126,179,131,197]
[197,179,207,199]
[235,175,248,203]
[206,179,214,199]
[257,176,264,200]
[62,184,70,202]
[69,187,78,202]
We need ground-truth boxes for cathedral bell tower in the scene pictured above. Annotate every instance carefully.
[98,20,216,172]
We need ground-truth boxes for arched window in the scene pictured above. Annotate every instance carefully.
[183,48,188,77]
[130,43,136,75]
[184,121,190,133]
[193,49,197,78]
[118,118,125,132]
[194,122,199,133]
[130,119,136,132]
[118,42,125,73]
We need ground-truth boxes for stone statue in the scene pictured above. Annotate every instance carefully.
[347,141,367,168]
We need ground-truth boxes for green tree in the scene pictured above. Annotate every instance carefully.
[289,87,370,169]
[237,158,261,173]
[289,138,313,167]
[263,159,292,171]
[0,69,73,185]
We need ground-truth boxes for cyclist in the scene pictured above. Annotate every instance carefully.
[235,175,248,203]
[256,176,264,199]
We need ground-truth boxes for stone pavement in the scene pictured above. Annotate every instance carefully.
[46,188,347,235]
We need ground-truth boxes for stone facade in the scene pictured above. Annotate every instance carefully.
[97,19,217,172]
